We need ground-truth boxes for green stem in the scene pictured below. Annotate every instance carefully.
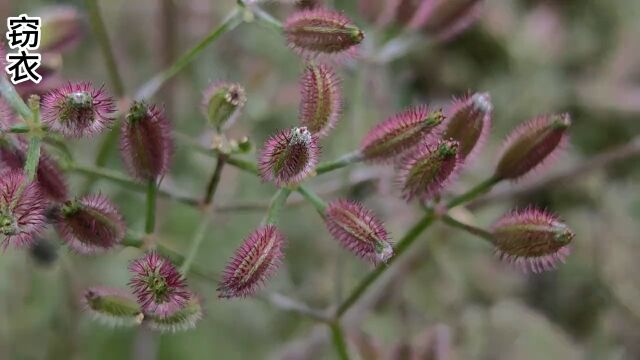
[336,212,435,318]
[174,132,258,175]
[446,176,501,209]
[24,137,42,181]
[84,0,125,96]
[297,185,327,215]
[329,322,351,360]
[261,188,292,226]
[179,215,212,275]
[135,8,243,100]
[224,156,258,175]
[68,163,198,207]
[204,156,227,205]
[0,77,32,120]
[316,151,364,175]
[441,215,495,244]
[145,180,158,234]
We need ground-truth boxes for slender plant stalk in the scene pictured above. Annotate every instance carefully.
[329,322,351,360]
[179,215,212,275]
[336,212,435,318]
[145,180,158,234]
[261,188,293,226]
[265,293,331,323]
[316,151,364,175]
[204,156,227,205]
[441,215,495,244]
[84,0,125,96]
[297,185,327,214]
[135,8,243,100]
[68,163,199,206]
[24,96,43,181]
[0,77,31,120]
[446,176,501,209]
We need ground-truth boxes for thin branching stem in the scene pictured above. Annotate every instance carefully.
[329,321,351,360]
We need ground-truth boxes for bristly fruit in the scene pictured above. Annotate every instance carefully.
[491,208,574,273]
[0,170,48,249]
[128,252,191,318]
[82,287,143,327]
[41,82,116,137]
[324,199,392,263]
[398,140,460,201]
[201,82,246,131]
[441,92,492,162]
[120,101,173,181]
[56,194,126,254]
[258,127,320,186]
[299,64,342,137]
[0,139,68,202]
[284,8,364,60]
[361,106,444,162]
[494,113,570,181]
[218,225,285,299]
[146,297,202,333]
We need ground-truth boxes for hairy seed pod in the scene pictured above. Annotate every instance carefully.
[494,113,570,181]
[41,82,116,137]
[82,287,143,327]
[324,199,392,263]
[129,252,190,317]
[0,170,48,249]
[0,139,68,202]
[56,194,126,254]
[201,82,246,131]
[284,8,364,59]
[146,297,202,333]
[299,64,342,137]
[39,5,84,53]
[361,106,444,162]
[398,140,460,201]
[407,0,484,41]
[120,101,173,181]
[491,208,574,273]
[441,92,492,162]
[258,127,320,186]
[218,225,285,299]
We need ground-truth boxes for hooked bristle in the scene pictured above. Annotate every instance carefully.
[491,208,574,273]
[258,127,320,186]
[361,105,444,162]
[218,225,285,299]
[324,199,392,264]
[299,64,342,137]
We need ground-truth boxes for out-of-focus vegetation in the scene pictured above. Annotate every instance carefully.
[1,0,640,359]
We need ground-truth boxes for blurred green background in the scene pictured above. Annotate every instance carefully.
[2,0,640,359]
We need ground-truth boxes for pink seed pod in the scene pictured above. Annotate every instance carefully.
[0,140,68,202]
[441,92,492,162]
[41,82,116,137]
[299,64,342,137]
[324,199,392,263]
[361,106,444,162]
[129,252,191,318]
[39,5,84,53]
[82,287,143,327]
[0,170,48,249]
[491,208,574,273]
[284,8,364,60]
[120,101,173,181]
[494,113,570,181]
[408,0,484,41]
[146,296,202,333]
[56,194,125,254]
[258,127,320,186]
[398,140,460,201]
[218,225,285,299]
[201,81,246,131]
